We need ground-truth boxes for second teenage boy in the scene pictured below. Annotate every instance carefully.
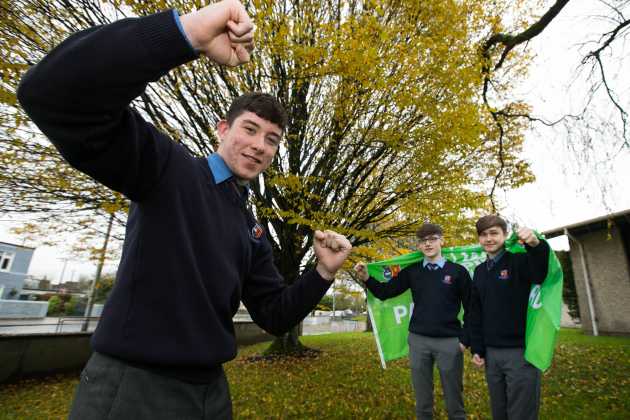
[355,223,471,420]
[469,215,550,420]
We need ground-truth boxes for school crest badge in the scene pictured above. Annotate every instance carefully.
[383,265,401,280]
[251,223,264,240]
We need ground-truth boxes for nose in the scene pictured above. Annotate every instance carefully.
[251,134,265,153]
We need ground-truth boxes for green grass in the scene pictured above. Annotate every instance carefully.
[0,329,628,419]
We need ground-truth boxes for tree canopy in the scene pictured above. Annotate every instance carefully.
[0,0,533,261]
[9,0,619,350]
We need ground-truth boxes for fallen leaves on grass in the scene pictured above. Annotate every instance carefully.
[0,330,628,419]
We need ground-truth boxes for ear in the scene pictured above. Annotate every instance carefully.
[217,120,230,140]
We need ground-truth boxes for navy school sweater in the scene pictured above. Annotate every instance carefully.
[469,241,550,357]
[365,260,472,344]
[17,10,331,382]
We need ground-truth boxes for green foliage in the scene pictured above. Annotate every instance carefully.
[46,294,82,316]
[317,295,333,311]
[93,275,114,304]
[0,329,628,419]
[332,284,365,313]
[63,296,80,316]
[46,296,61,316]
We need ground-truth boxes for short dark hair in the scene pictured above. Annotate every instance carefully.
[416,223,443,239]
[476,215,508,235]
[226,93,288,131]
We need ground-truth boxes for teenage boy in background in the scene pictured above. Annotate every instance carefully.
[469,215,550,420]
[355,223,471,420]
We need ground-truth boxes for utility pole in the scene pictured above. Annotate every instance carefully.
[58,258,69,284]
[331,282,335,320]
[82,213,114,332]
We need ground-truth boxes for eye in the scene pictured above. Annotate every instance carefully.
[266,137,280,147]
[244,126,256,134]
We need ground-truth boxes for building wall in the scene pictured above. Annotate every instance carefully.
[0,244,35,300]
[1,322,273,383]
[570,225,630,335]
[0,300,49,318]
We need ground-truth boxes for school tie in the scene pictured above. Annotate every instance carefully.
[427,263,439,271]
[228,178,255,219]
[487,259,495,271]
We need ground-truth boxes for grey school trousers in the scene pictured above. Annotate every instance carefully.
[408,332,466,420]
[68,352,232,420]
[485,347,541,420]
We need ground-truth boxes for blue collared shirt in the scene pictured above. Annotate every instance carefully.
[207,154,250,201]
[207,153,233,185]
[486,249,506,270]
[422,257,446,269]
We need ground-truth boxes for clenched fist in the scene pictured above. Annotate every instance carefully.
[314,230,352,281]
[516,227,540,247]
[180,0,255,67]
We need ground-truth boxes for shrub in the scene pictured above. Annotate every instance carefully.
[47,296,62,315]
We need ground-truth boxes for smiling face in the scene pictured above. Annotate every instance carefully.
[478,225,508,257]
[216,111,283,181]
[418,235,443,259]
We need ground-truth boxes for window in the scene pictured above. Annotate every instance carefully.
[0,251,15,272]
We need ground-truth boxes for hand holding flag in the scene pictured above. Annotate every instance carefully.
[354,262,369,285]
[517,227,540,247]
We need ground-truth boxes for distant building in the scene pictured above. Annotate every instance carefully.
[0,241,35,300]
[544,208,630,336]
[52,280,89,294]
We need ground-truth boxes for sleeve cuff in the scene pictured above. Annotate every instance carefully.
[365,277,377,288]
[171,9,196,52]
[137,10,199,72]
[525,239,550,254]
[472,346,485,357]
[307,268,334,294]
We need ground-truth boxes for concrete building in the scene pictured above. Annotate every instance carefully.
[544,209,630,336]
[0,242,35,300]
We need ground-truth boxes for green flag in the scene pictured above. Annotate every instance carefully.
[366,233,563,371]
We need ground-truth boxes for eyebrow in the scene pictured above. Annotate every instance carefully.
[241,119,282,140]
[241,119,260,128]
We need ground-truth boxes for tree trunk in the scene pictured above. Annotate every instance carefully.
[264,324,307,355]
[365,311,373,332]
[262,248,312,356]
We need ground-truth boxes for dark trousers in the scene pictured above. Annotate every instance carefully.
[69,352,232,420]
[485,347,541,420]
[408,333,466,420]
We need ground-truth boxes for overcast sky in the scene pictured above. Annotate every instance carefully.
[1,0,629,281]
[501,0,630,239]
